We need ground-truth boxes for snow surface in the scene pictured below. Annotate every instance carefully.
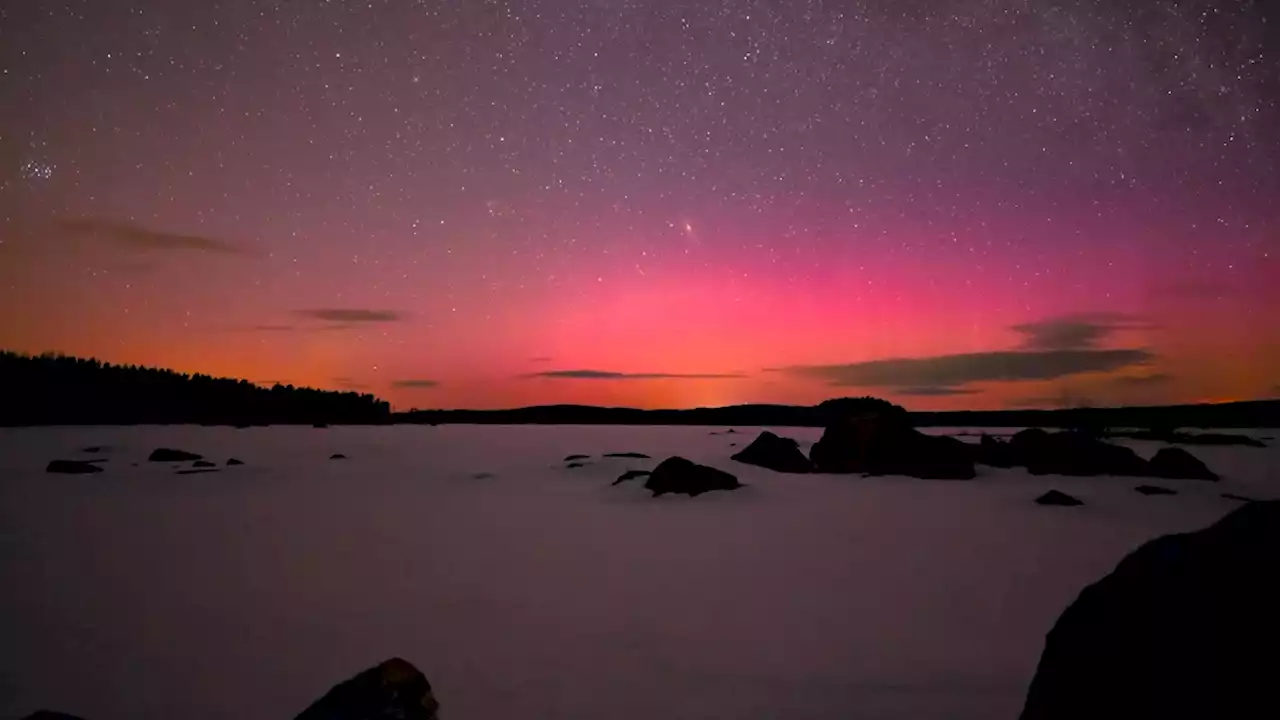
[0,424,1276,720]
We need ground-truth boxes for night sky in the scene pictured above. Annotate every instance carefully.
[1,0,1277,410]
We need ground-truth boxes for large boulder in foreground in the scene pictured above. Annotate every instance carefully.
[730,431,813,473]
[643,457,741,497]
[1019,501,1280,720]
[809,412,975,479]
[294,657,439,720]
[1147,447,1218,481]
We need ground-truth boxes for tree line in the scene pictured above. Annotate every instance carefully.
[0,350,391,426]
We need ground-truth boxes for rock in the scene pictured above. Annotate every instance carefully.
[21,712,90,720]
[612,469,652,485]
[1147,447,1218,481]
[192,460,216,468]
[809,412,976,479]
[1035,490,1083,506]
[1134,485,1177,496]
[330,453,347,460]
[1019,501,1280,720]
[726,428,737,434]
[227,458,244,466]
[603,452,650,458]
[176,469,220,475]
[564,454,589,461]
[80,446,108,453]
[730,431,813,473]
[1222,493,1257,502]
[46,460,104,474]
[565,461,586,468]
[643,456,741,497]
[293,657,440,720]
[471,472,495,480]
[975,434,1019,468]
[148,448,203,462]
[1023,432,1150,477]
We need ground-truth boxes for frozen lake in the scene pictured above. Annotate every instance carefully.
[1,424,1276,720]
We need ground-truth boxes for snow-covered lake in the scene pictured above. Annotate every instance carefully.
[1,424,1276,720]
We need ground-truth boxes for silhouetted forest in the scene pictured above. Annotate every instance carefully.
[0,351,391,426]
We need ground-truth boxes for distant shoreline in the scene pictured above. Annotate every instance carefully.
[3,399,1276,429]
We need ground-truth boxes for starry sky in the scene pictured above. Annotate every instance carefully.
[1,0,1278,411]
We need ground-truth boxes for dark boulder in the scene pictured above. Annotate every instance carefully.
[192,460,216,468]
[730,431,813,473]
[227,458,244,466]
[294,657,439,720]
[565,462,586,469]
[148,448,203,462]
[1019,501,1280,720]
[1147,447,1218,481]
[643,457,741,497]
[46,460,103,474]
[177,468,220,475]
[564,454,589,461]
[330,453,347,460]
[975,434,1019,468]
[22,713,90,720]
[809,413,975,479]
[1023,432,1149,477]
[1134,485,1177,496]
[603,452,650,458]
[80,446,108,453]
[1035,490,1083,506]
[612,469,652,485]
[1222,493,1257,502]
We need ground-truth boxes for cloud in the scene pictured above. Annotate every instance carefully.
[1011,313,1153,351]
[55,217,250,254]
[780,349,1154,389]
[894,386,983,396]
[1112,373,1173,387]
[525,369,746,380]
[391,379,441,388]
[294,309,404,323]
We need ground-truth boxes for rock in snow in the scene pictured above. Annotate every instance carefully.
[809,412,976,479]
[1020,501,1280,720]
[148,448,203,462]
[293,657,440,720]
[1147,447,1219,481]
[730,431,813,473]
[643,456,741,497]
[612,469,651,485]
[1133,485,1177,496]
[45,460,103,474]
[1035,490,1083,507]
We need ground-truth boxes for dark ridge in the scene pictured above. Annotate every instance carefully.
[396,398,1279,429]
[0,350,390,426]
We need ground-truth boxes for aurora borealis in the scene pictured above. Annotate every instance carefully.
[1,0,1277,410]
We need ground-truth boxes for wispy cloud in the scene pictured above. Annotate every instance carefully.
[1011,313,1153,351]
[895,386,983,396]
[294,309,404,323]
[525,369,746,380]
[55,217,251,255]
[391,379,441,388]
[1112,372,1173,387]
[780,349,1154,390]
